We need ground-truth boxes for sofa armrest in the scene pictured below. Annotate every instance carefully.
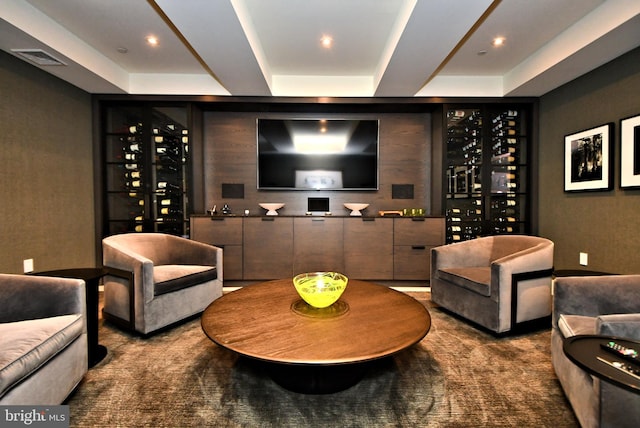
[103,239,154,305]
[0,274,86,323]
[553,275,640,328]
[492,242,554,291]
[597,313,640,341]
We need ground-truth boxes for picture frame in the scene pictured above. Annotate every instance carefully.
[564,123,613,192]
[620,113,640,188]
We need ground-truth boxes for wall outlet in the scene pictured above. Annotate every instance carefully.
[579,252,588,266]
[23,258,34,273]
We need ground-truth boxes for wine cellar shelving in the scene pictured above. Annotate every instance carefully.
[103,105,191,237]
[445,105,530,243]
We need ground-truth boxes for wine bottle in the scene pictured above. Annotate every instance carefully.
[156,154,179,165]
[160,207,182,215]
[156,182,182,196]
[156,164,178,173]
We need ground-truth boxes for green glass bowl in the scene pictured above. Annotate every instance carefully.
[292,272,349,308]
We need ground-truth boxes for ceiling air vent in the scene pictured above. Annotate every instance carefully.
[11,49,66,66]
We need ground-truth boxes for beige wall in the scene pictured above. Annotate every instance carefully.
[538,47,640,274]
[0,51,95,274]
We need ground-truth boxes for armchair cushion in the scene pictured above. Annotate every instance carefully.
[0,314,83,398]
[154,265,218,297]
[437,267,491,297]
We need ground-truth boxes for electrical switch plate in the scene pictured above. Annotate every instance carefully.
[579,252,588,266]
[23,258,34,273]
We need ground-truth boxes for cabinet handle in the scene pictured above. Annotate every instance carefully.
[411,245,426,250]
[261,217,275,222]
[362,217,375,222]
[210,217,225,221]
[311,218,325,222]
[411,217,426,222]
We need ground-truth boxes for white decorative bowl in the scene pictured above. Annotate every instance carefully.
[259,203,285,216]
[343,203,369,216]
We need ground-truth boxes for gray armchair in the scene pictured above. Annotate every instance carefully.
[430,235,554,333]
[102,233,223,335]
[0,274,87,404]
[552,275,640,428]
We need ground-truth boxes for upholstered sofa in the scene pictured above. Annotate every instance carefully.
[430,235,554,334]
[102,233,223,335]
[0,274,88,404]
[552,275,640,428]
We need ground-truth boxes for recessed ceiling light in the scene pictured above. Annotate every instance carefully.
[320,35,333,48]
[146,36,159,46]
[117,47,128,54]
[492,37,505,47]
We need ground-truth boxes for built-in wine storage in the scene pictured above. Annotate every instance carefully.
[444,105,531,243]
[102,105,191,237]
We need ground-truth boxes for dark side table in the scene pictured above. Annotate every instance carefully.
[30,267,131,368]
[563,335,640,394]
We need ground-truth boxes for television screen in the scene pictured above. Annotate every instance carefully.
[257,118,379,190]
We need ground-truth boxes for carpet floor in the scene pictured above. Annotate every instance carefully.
[65,291,579,427]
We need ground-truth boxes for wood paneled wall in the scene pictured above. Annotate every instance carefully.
[202,112,432,217]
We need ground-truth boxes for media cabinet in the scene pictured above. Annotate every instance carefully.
[190,215,444,281]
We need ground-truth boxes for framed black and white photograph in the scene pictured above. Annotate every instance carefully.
[620,113,640,188]
[564,123,613,192]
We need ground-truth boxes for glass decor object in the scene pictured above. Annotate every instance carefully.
[292,272,348,308]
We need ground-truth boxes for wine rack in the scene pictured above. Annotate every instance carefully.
[444,106,530,243]
[103,105,190,237]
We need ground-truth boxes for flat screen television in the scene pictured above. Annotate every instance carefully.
[257,118,379,190]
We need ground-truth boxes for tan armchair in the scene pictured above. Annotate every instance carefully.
[430,235,554,333]
[0,274,87,404]
[552,275,640,428]
[102,233,223,335]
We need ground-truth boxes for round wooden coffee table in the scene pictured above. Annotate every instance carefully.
[201,279,431,393]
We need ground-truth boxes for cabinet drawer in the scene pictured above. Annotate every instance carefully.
[293,218,344,274]
[243,217,293,279]
[394,217,444,246]
[221,245,243,280]
[393,245,432,280]
[190,216,243,245]
[344,218,393,279]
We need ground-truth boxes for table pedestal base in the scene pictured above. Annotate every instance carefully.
[261,359,382,394]
[91,344,108,367]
